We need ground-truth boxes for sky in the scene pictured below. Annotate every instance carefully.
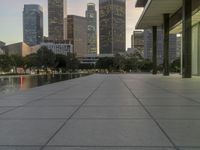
[0,0,143,49]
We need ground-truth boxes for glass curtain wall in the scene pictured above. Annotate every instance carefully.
[192,23,200,75]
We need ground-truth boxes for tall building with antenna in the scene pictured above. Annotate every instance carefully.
[86,3,97,54]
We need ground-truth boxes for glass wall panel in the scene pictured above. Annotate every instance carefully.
[192,24,198,75]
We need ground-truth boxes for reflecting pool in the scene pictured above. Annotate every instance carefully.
[0,73,88,96]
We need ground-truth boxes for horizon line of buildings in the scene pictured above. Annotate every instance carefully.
[1,0,182,72]
[1,0,127,58]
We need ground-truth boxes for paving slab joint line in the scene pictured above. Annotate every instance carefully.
[39,76,108,150]
[119,76,180,150]
[44,145,176,148]
[0,145,178,148]
[145,80,200,105]
[0,84,78,116]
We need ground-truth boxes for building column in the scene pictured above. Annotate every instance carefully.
[163,14,170,76]
[182,0,192,78]
[152,26,157,74]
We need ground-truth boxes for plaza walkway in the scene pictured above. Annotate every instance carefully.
[0,74,200,150]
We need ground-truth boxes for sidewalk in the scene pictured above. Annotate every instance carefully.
[0,74,200,150]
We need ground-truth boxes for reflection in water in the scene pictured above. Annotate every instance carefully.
[0,74,88,96]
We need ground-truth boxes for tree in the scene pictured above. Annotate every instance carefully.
[79,63,95,70]
[37,46,56,71]
[123,57,139,72]
[96,57,114,72]
[0,55,11,72]
[66,53,80,72]
[170,58,181,73]
[113,54,126,71]
[10,55,24,73]
[55,54,68,72]
[139,59,153,72]
[24,53,40,70]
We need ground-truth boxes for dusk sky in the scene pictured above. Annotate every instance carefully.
[0,0,143,49]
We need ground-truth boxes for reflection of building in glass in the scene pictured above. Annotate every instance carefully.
[86,3,97,54]
[176,34,182,58]
[48,0,67,41]
[67,15,88,57]
[99,0,126,54]
[144,28,177,65]
[132,31,144,56]
[23,5,43,46]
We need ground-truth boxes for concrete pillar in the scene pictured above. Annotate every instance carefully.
[163,14,170,76]
[182,0,192,78]
[152,26,157,74]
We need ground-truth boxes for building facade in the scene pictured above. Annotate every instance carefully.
[67,15,88,57]
[41,42,73,56]
[132,31,144,56]
[2,42,32,57]
[135,0,200,77]
[86,3,97,54]
[144,28,177,65]
[48,0,67,41]
[99,0,126,54]
[23,5,43,46]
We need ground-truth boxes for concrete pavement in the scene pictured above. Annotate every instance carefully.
[0,74,200,150]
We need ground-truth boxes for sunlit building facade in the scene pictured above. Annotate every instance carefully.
[48,0,67,41]
[67,15,88,57]
[2,42,32,57]
[23,5,43,46]
[99,0,126,54]
[86,3,97,54]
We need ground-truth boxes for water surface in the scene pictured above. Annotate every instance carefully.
[0,74,88,96]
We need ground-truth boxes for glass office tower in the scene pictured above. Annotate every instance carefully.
[48,0,67,41]
[99,0,126,54]
[86,3,97,54]
[23,5,43,46]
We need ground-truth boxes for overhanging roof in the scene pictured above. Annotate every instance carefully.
[136,0,182,29]
[170,9,200,33]
[135,0,148,7]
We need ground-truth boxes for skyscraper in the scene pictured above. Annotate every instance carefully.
[99,0,126,54]
[67,15,88,57]
[86,3,97,54]
[23,5,43,46]
[48,0,67,41]
[132,31,144,55]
